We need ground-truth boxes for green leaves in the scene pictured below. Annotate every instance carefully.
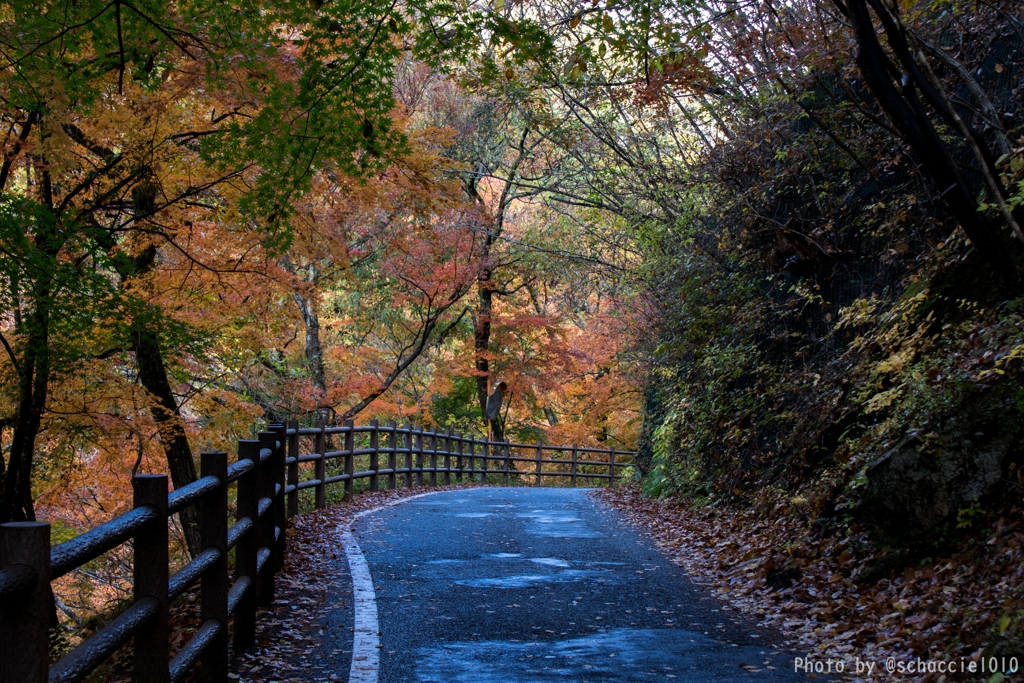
[0,197,122,371]
[1,0,535,246]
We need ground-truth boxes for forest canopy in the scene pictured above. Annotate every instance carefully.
[1,0,1024,636]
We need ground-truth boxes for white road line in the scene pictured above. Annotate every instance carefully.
[340,490,454,683]
[341,528,379,683]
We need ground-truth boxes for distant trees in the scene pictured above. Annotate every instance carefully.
[0,0,642,530]
[416,0,1024,494]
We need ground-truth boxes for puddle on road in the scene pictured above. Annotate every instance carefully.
[428,555,575,571]
[516,511,602,539]
[529,558,570,568]
[412,628,774,682]
[454,512,492,518]
[456,569,610,589]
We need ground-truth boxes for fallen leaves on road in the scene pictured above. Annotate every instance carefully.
[596,486,1024,682]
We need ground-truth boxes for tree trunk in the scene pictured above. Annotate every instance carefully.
[294,293,328,400]
[475,270,503,440]
[468,124,530,440]
[841,0,1019,286]
[96,228,203,556]
[0,149,56,524]
[133,328,202,557]
[0,304,48,523]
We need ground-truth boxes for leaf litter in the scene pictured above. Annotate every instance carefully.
[595,486,1024,682]
[90,481,1024,682]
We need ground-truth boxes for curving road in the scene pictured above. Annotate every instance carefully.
[321,487,806,682]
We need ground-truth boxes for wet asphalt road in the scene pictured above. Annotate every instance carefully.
[328,487,806,683]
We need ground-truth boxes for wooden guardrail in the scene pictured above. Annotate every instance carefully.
[0,421,634,683]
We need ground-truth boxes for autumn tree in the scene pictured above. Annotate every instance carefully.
[0,0,469,526]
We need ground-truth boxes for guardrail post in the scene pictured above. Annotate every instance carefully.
[234,440,259,652]
[535,442,543,486]
[256,431,277,605]
[369,419,380,493]
[502,440,510,485]
[133,474,169,683]
[344,419,355,501]
[443,429,452,486]
[414,426,424,486]
[200,452,228,683]
[481,439,488,483]
[509,441,515,482]
[287,419,299,518]
[386,421,397,490]
[455,433,463,482]
[608,448,616,487]
[467,436,475,480]
[438,429,445,485]
[440,429,448,484]
[428,428,438,487]
[404,423,413,487]
[271,423,287,571]
[0,521,50,683]
[570,445,578,487]
[314,416,327,509]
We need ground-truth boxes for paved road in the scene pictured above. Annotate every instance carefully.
[324,487,806,682]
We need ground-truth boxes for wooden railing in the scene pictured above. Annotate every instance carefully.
[0,420,633,683]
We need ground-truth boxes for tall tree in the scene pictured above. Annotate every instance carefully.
[833,0,1022,285]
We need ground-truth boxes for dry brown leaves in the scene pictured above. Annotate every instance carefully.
[595,487,1024,682]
